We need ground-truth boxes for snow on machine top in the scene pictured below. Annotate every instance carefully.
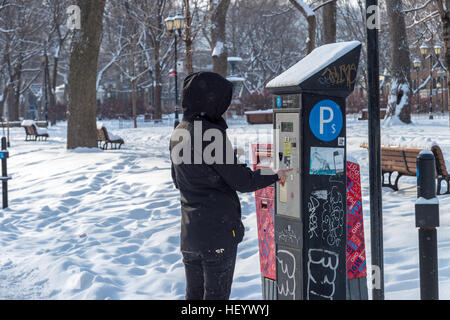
[266,41,362,97]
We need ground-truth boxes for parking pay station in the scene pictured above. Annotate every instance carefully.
[265,41,362,300]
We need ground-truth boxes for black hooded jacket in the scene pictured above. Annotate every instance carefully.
[170,72,278,254]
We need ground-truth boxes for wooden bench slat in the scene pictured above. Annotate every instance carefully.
[381,150,421,157]
[382,160,415,168]
[382,155,418,162]
[383,165,416,174]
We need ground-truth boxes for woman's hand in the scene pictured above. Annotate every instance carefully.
[277,168,293,186]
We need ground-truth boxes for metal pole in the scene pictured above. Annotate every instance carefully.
[446,76,448,118]
[415,151,439,300]
[174,33,179,128]
[416,68,420,113]
[429,55,433,119]
[447,74,450,128]
[366,0,384,300]
[1,137,8,209]
[45,54,49,124]
[442,78,445,115]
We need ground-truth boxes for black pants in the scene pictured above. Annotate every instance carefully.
[182,246,237,300]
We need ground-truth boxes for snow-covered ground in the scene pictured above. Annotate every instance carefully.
[0,114,450,300]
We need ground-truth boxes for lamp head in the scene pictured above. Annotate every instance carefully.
[434,44,442,56]
[173,14,185,31]
[165,16,174,32]
[413,58,421,70]
[420,43,429,57]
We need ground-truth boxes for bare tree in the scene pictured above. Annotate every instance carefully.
[182,0,211,74]
[226,0,307,94]
[322,1,337,44]
[43,0,71,125]
[210,0,231,77]
[135,0,171,121]
[385,0,412,124]
[436,1,450,118]
[67,0,106,149]
[0,0,44,121]
[119,1,146,128]
[289,0,316,53]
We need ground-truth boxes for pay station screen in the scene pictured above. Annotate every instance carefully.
[281,122,293,132]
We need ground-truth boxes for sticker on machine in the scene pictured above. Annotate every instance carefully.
[309,147,345,175]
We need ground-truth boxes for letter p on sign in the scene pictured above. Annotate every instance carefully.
[320,107,334,135]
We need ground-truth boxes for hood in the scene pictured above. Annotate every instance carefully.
[182,72,233,125]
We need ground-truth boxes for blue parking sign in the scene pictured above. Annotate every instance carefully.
[276,96,282,108]
[309,99,343,142]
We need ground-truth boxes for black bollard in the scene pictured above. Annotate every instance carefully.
[415,150,439,300]
[1,137,9,209]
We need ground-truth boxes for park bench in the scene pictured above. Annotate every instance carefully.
[358,108,387,120]
[97,125,124,150]
[360,143,450,195]
[430,144,450,195]
[245,110,273,125]
[21,120,49,141]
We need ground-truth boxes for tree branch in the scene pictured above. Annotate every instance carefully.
[313,0,338,12]
[403,0,433,13]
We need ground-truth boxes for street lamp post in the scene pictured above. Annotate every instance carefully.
[444,72,448,115]
[413,58,421,113]
[435,45,442,116]
[165,14,185,128]
[420,43,434,119]
[438,69,446,115]
[420,43,443,119]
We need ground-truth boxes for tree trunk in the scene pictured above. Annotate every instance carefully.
[211,0,230,77]
[0,86,6,120]
[12,65,21,121]
[67,0,106,149]
[437,1,450,125]
[131,78,137,128]
[289,0,316,54]
[153,44,162,121]
[43,54,52,123]
[131,47,138,128]
[322,2,336,44]
[48,55,58,125]
[8,58,21,121]
[154,82,162,121]
[185,37,194,75]
[6,84,15,122]
[13,73,21,121]
[385,0,411,124]
[184,0,194,75]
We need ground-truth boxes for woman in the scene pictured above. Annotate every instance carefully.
[170,72,291,300]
